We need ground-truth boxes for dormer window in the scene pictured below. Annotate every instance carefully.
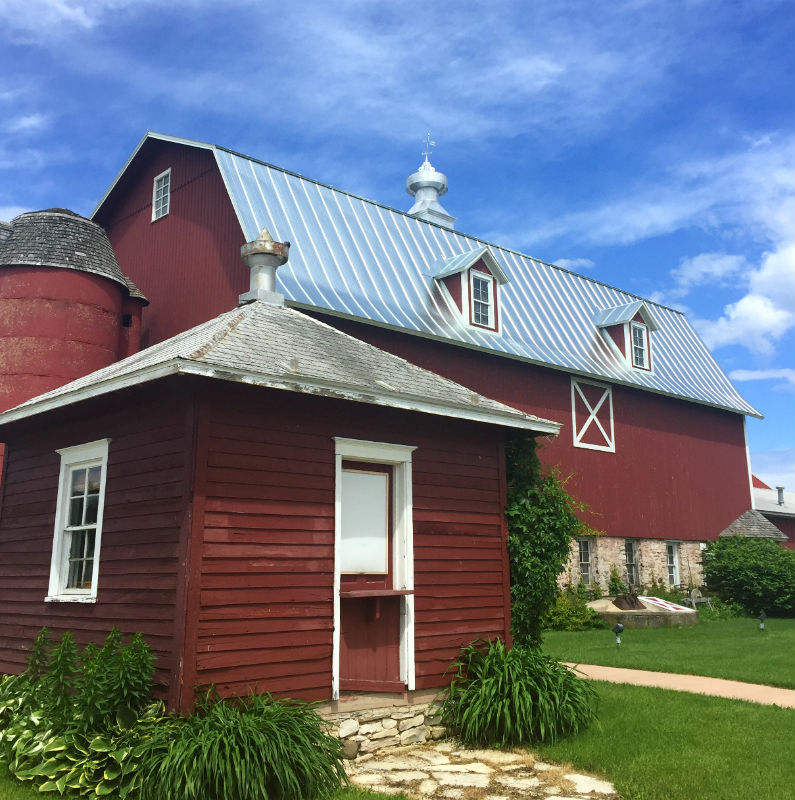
[152,168,171,221]
[630,321,649,369]
[470,270,496,329]
[430,246,508,335]
[593,300,657,372]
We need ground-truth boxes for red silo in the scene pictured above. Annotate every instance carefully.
[0,209,148,413]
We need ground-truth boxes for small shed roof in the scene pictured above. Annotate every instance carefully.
[754,487,795,518]
[0,300,560,435]
[718,509,788,541]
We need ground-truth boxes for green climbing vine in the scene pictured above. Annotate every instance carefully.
[505,432,599,647]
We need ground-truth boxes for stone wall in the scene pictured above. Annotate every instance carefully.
[324,701,445,759]
[560,537,705,592]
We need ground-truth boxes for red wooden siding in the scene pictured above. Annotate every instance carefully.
[766,515,795,549]
[187,384,509,703]
[94,140,246,348]
[0,384,194,707]
[307,314,752,543]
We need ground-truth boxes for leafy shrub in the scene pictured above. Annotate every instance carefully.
[543,587,607,631]
[642,576,684,603]
[438,639,598,747]
[697,596,745,621]
[506,434,599,647]
[608,565,627,595]
[139,691,347,800]
[703,537,795,616]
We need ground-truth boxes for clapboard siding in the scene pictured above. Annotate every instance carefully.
[0,385,194,705]
[189,384,509,701]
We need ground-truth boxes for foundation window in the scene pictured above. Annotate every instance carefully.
[625,540,639,587]
[578,539,592,586]
[666,541,680,586]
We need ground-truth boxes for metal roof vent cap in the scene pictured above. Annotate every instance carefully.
[239,227,290,306]
[406,151,456,230]
[776,486,785,505]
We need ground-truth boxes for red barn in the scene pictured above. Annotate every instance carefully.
[90,132,759,591]
[0,249,558,717]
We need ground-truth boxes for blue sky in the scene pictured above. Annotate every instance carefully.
[1,0,793,489]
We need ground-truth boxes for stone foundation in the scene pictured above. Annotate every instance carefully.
[318,691,445,759]
[561,537,706,592]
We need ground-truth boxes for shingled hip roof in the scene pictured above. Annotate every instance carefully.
[718,509,788,542]
[0,300,559,435]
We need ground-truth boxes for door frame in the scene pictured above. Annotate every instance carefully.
[332,437,416,699]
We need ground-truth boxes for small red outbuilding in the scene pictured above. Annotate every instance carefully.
[0,288,557,713]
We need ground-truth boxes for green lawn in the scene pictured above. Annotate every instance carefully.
[542,617,795,688]
[534,682,795,800]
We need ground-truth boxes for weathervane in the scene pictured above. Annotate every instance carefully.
[422,132,436,162]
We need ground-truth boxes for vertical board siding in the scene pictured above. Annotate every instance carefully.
[314,315,752,543]
[192,386,509,700]
[0,387,192,697]
[95,140,246,348]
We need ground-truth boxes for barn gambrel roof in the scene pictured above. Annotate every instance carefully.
[93,133,760,418]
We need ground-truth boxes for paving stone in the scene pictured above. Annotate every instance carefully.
[564,773,616,794]
[418,778,439,795]
[365,756,435,771]
[350,773,386,787]
[534,760,555,770]
[432,771,490,788]
[458,749,524,765]
[434,742,455,752]
[379,788,410,795]
[439,789,464,798]
[411,750,452,766]
[495,773,541,790]
[435,762,495,774]
[338,718,359,738]
[484,796,510,800]
[543,788,562,795]
[388,769,430,782]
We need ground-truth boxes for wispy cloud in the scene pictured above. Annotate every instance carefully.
[2,112,50,133]
[729,368,795,385]
[553,258,595,271]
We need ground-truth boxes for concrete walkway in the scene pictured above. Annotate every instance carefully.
[564,663,795,708]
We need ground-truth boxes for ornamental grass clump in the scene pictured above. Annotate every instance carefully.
[139,691,347,800]
[439,639,598,747]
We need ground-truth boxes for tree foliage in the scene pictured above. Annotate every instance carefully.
[506,434,598,646]
[702,537,795,616]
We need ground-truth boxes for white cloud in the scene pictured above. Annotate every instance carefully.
[553,258,595,270]
[0,205,30,221]
[751,448,795,492]
[2,112,50,133]
[670,253,746,294]
[729,368,795,386]
[696,294,794,357]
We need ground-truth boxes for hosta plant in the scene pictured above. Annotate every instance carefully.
[438,638,598,747]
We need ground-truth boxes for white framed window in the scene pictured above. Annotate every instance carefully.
[630,321,649,369]
[151,168,171,221]
[469,271,496,330]
[571,378,615,452]
[578,539,592,586]
[340,468,390,574]
[625,539,639,587]
[47,439,110,602]
[666,541,680,586]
